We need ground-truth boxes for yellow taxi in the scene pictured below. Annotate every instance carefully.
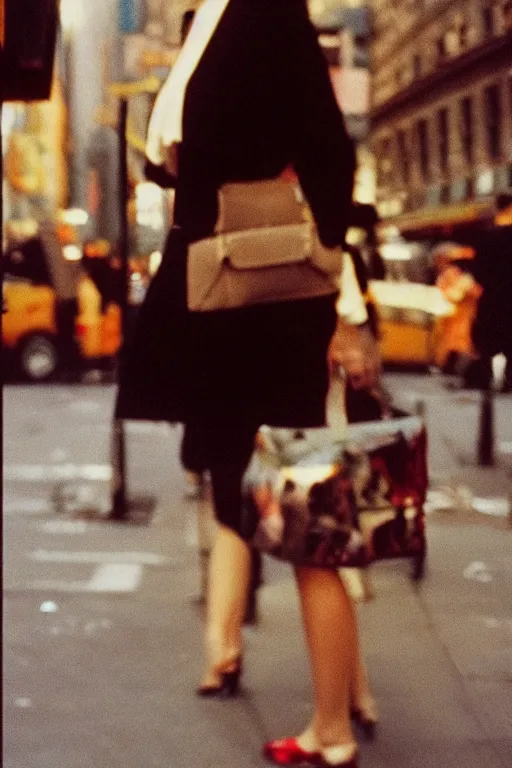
[2,225,121,381]
[2,273,122,382]
[370,279,455,368]
[370,240,475,370]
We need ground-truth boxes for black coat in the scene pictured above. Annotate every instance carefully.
[467,226,512,356]
[115,0,355,427]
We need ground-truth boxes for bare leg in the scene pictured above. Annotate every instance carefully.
[340,585,378,721]
[352,653,378,723]
[294,566,358,753]
[201,523,251,685]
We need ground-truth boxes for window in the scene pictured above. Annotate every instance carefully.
[484,84,502,159]
[460,97,474,164]
[482,4,494,35]
[417,119,430,180]
[397,130,410,182]
[378,138,394,186]
[504,0,512,32]
[438,108,449,173]
[444,28,459,56]
[459,22,468,49]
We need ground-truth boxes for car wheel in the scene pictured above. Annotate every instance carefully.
[19,334,59,382]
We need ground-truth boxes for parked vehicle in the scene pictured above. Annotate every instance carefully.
[370,279,455,368]
[2,224,121,382]
[370,239,472,370]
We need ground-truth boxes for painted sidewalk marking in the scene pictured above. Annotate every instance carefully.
[4,499,51,515]
[4,464,112,482]
[29,564,142,593]
[87,564,142,592]
[29,550,168,565]
[38,521,97,534]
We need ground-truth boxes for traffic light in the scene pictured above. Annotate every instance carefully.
[1,0,58,102]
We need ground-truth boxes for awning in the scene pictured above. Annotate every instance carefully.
[378,199,496,237]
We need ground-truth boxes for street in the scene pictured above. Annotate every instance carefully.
[3,374,512,768]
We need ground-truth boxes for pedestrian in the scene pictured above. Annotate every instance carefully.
[176,9,211,502]
[431,242,482,379]
[39,219,82,380]
[465,196,512,393]
[116,2,380,766]
[178,5,264,623]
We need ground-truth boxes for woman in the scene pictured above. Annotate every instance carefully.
[432,243,481,377]
[116,2,379,766]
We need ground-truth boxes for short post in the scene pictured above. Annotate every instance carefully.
[105,78,161,524]
[477,385,495,467]
[110,98,130,521]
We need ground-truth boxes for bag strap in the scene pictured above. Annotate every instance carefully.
[327,367,392,438]
[325,369,348,436]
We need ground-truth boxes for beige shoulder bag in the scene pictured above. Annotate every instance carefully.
[187,178,343,312]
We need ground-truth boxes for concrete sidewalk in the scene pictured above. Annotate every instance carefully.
[384,372,511,517]
[3,380,512,768]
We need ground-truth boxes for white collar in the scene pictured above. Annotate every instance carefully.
[146,0,230,168]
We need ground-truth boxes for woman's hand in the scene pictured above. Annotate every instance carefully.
[328,319,381,390]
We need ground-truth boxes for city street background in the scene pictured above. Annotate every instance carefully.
[3,373,511,768]
[3,1,512,766]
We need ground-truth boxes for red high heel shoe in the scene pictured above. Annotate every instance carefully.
[263,737,358,767]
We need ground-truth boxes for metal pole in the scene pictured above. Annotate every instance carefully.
[1,98,4,260]
[1,99,4,482]
[117,98,130,341]
[1,99,5,306]
[110,98,129,521]
[63,31,76,206]
[477,383,495,467]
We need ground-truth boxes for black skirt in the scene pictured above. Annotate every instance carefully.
[115,227,338,428]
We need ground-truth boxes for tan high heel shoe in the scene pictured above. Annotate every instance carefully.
[197,655,243,698]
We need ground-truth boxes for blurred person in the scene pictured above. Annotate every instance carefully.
[39,219,82,380]
[116,2,381,766]
[432,243,482,377]
[179,1,267,628]
[82,240,122,312]
[463,196,512,392]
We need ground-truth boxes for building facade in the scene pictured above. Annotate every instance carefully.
[116,0,376,204]
[371,0,512,235]
[312,2,374,202]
